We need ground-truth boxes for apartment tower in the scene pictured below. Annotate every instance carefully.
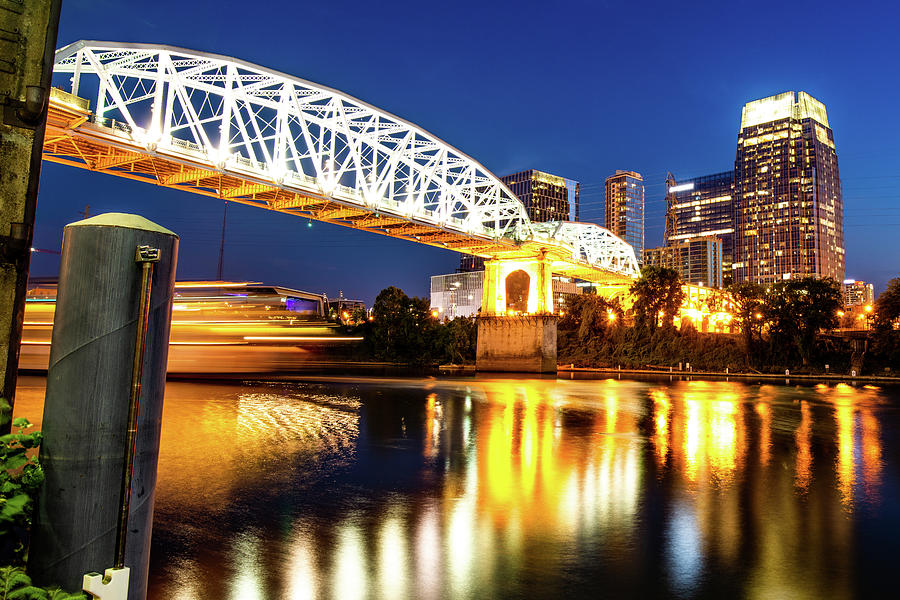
[732,91,844,284]
[604,170,644,263]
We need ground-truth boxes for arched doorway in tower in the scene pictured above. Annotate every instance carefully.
[505,269,530,313]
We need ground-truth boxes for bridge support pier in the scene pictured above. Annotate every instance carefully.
[476,315,557,373]
[476,255,557,373]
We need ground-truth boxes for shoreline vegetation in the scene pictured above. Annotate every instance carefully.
[555,364,900,384]
[555,268,900,378]
[357,270,900,381]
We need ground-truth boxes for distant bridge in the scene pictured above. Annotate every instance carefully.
[44,41,639,311]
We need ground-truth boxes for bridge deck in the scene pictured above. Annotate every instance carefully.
[43,93,632,286]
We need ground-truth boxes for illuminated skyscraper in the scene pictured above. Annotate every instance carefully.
[460,169,579,271]
[604,170,644,263]
[732,91,844,284]
[664,171,734,285]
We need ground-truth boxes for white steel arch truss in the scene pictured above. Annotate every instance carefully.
[51,41,639,280]
[531,221,640,277]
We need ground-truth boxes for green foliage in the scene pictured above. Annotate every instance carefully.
[559,321,744,371]
[438,317,477,365]
[0,417,86,600]
[630,266,684,333]
[369,286,438,364]
[730,281,767,366]
[0,418,43,565]
[559,294,622,344]
[561,276,851,373]
[350,306,368,324]
[0,566,86,600]
[764,277,842,367]
[0,400,10,431]
[364,287,480,365]
[874,275,900,327]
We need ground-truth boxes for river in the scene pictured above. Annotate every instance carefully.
[13,374,900,599]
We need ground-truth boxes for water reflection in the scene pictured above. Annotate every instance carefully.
[815,383,884,511]
[11,375,896,599]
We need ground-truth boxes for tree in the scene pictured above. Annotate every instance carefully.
[369,286,437,363]
[440,317,477,364]
[560,294,621,342]
[731,281,767,365]
[630,266,684,333]
[350,306,368,325]
[874,275,900,328]
[765,276,842,367]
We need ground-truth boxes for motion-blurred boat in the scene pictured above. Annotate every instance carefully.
[20,281,363,374]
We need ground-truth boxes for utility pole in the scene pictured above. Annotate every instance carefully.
[0,0,63,431]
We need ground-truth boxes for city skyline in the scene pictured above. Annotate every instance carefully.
[29,0,900,303]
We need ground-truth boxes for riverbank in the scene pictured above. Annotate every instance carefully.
[557,363,900,384]
[21,361,900,384]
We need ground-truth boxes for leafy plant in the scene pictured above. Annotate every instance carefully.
[0,566,86,600]
[0,416,84,599]
[0,418,43,565]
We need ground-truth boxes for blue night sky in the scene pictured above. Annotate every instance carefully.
[31,0,900,303]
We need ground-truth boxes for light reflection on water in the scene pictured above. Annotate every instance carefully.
[12,375,898,599]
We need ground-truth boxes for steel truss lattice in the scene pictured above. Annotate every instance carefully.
[51,41,639,280]
[531,222,641,278]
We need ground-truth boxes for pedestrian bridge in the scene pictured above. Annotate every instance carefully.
[44,41,639,314]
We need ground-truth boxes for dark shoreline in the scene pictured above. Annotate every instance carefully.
[20,362,900,386]
[556,364,900,385]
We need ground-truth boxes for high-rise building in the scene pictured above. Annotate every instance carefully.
[460,169,579,272]
[732,91,844,284]
[644,237,723,289]
[605,170,644,262]
[664,171,734,286]
[502,169,579,223]
[842,279,874,307]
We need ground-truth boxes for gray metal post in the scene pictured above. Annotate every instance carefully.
[28,213,178,600]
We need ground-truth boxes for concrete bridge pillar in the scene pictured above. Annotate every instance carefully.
[481,254,553,316]
[476,255,557,373]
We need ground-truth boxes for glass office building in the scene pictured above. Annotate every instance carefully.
[604,170,644,263]
[664,171,734,285]
[502,169,579,223]
[732,91,844,284]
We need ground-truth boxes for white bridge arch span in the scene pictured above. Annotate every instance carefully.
[46,41,639,286]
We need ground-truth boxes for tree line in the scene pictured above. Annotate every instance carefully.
[357,270,900,373]
[560,266,900,374]
[349,286,476,365]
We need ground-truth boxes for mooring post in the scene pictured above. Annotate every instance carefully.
[28,214,178,600]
